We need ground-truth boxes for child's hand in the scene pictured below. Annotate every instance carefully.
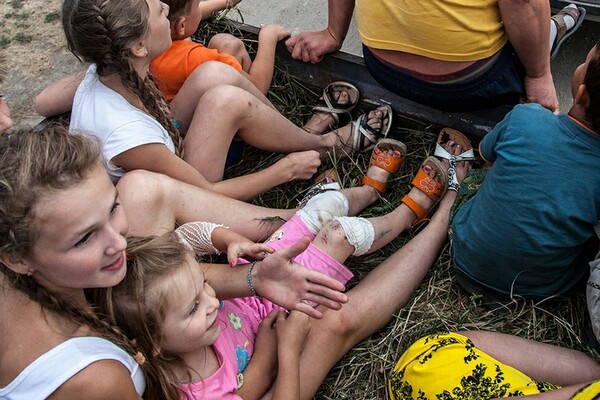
[279,150,321,181]
[275,311,311,356]
[228,0,242,7]
[253,310,280,375]
[259,24,291,44]
[227,239,274,267]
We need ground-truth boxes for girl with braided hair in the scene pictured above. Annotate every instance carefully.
[0,126,355,398]
[61,0,392,201]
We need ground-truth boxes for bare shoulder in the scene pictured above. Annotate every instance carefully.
[47,360,141,400]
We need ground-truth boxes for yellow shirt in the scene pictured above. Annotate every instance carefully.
[356,0,508,62]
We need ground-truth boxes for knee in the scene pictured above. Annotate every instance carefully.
[189,60,244,87]
[209,34,248,62]
[117,170,167,205]
[197,85,251,114]
[318,303,364,344]
[315,220,352,250]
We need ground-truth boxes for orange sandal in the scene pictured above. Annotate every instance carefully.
[401,156,448,222]
[362,138,407,194]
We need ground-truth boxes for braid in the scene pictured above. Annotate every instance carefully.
[118,59,185,158]
[5,269,140,360]
[63,0,186,159]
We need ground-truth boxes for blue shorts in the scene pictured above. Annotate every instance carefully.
[363,44,525,112]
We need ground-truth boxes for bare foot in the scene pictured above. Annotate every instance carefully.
[362,139,406,195]
[303,88,351,135]
[437,140,472,191]
[403,162,446,219]
[324,106,390,156]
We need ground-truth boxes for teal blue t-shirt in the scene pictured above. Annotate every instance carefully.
[452,104,600,297]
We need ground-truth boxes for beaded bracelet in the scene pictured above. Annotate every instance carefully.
[247,261,259,297]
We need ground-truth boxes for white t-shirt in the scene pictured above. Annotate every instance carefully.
[0,336,146,399]
[70,64,176,183]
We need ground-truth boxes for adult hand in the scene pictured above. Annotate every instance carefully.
[253,237,348,319]
[524,71,560,113]
[228,0,242,8]
[285,30,341,64]
[280,150,321,181]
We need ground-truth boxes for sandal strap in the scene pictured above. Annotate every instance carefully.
[447,157,460,192]
[412,167,445,200]
[362,175,387,194]
[370,143,405,174]
[401,194,428,221]
[352,115,378,151]
[312,105,341,124]
[434,143,474,162]
[552,7,580,38]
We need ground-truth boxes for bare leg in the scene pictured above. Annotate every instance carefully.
[314,163,446,262]
[169,61,346,137]
[183,85,384,181]
[287,146,471,399]
[462,330,600,385]
[170,61,274,134]
[117,170,293,240]
[291,190,456,399]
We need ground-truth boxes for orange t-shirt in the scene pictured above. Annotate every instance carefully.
[150,40,243,102]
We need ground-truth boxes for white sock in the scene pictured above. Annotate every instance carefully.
[549,4,578,49]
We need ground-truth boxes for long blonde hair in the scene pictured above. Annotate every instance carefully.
[62,0,185,157]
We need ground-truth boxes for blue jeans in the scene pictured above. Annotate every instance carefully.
[363,44,525,112]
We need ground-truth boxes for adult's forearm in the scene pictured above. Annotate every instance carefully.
[327,0,355,45]
[498,0,551,78]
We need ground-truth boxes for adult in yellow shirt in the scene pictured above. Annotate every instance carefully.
[286,1,584,113]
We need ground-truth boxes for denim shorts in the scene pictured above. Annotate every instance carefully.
[363,44,525,112]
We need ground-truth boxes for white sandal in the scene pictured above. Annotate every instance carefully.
[434,128,474,191]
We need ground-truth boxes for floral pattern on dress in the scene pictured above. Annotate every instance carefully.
[388,332,559,400]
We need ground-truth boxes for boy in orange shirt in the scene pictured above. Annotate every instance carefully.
[151,0,290,101]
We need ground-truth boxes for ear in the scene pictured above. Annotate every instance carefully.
[0,253,32,276]
[129,40,148,58]
[575,83,591,108]
[171,16,187,40]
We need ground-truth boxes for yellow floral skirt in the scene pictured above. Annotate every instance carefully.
[571,381,600,400]
[388,332,559,400]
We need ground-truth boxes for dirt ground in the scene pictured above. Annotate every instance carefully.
[2,0,80,129]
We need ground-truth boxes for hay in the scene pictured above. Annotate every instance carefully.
[197,15,595,399]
